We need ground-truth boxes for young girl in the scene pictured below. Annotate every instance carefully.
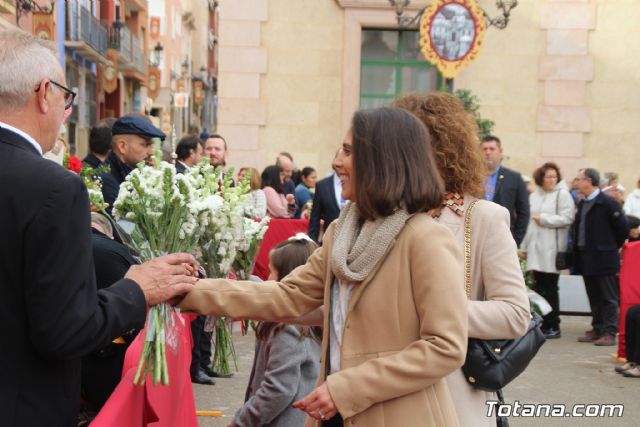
[231,236,322,427]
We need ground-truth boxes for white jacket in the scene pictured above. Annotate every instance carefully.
[624,189,640,219]
[521,183,576,273]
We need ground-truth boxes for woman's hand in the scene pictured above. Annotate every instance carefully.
[292,382,338,421]
[532,214,541,224]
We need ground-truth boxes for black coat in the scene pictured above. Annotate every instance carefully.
[492,166,530,246]
[0,127,146,427]
[175,160,188,175]
[81,230,139,411]
[308,174,341,242]
[101,151,133,213]
[573,191,629,276]
[82,153,105,169]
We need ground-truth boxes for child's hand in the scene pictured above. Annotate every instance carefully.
[292,382,337,421]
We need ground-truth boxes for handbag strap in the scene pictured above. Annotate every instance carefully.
[463,199,481,298]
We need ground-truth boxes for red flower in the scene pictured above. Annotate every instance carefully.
[66,156,83,174]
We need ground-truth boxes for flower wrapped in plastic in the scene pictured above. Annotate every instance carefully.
[113,160,212,385]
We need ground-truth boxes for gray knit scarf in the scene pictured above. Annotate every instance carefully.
[331,202,412,283]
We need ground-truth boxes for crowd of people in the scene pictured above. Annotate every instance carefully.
[3,28,640,427]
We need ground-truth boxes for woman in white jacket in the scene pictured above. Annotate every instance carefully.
[623,178,640,219]
[521,162,575,339]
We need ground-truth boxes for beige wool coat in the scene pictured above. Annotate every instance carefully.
[180,214,468,427]
[435,196,530,427]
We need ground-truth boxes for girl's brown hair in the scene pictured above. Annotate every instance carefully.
[238,167,261,191]
[392,92,486,198]
[256,238,322,342]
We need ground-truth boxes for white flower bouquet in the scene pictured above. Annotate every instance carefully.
[113,160,208,385]
[191,164,253,374]
[232,216,270,280]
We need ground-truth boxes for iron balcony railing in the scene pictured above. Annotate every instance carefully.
[108,23,146,74]
[66,5,108,56]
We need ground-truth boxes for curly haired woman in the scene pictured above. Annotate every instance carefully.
[393,92,530,427]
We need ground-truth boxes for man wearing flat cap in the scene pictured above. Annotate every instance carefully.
[101,114,166,211]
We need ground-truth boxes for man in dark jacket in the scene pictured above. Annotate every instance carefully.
[83,117,116,168]
[481,135,530,246]
[81,213,138,419]
[175,134,203,174]
[573,168,629,346]
[0,29,197,427]
[308,154,344,242]
[101,114,165,211]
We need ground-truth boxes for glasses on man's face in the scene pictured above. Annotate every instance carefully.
[35,79,77,109]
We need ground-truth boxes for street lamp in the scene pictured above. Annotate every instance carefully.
[150,42,164,67]
[181,58,190,77]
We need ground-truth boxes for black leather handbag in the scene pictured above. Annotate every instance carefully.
[461,200,546,392]
[462,313,545,391]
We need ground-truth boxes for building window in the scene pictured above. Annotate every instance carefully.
[360,29,443,109]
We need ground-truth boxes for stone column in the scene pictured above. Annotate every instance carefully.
[537,0,596,176]
[217,0,268,169]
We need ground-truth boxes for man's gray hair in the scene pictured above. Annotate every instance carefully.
[0,29,60,112]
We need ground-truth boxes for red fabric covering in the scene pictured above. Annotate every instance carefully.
[252,218,310,280]
[618,241,640,358]
[91,313,198,427]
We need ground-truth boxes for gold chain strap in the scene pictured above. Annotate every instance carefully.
[463,199,480,298]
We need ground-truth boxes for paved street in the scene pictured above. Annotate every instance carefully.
[194,316,639,426]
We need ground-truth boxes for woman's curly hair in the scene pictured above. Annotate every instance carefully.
[392,92,486,198]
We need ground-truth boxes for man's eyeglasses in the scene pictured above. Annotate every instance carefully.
[35,79,77,109]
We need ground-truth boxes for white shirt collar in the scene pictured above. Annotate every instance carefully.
[0,121,43,156]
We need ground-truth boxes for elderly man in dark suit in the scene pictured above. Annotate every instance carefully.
[308,154,345,242]
[0,29,197,427]
[573,168,629,346]
[481,135,530,246]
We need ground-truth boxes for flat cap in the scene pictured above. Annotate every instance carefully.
[111,114,166,140]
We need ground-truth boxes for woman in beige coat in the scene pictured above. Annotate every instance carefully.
[394,93,530,427]
[180,107,468,427]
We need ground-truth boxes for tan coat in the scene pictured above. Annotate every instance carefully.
[436,196,530,427]
[180,214,468,427]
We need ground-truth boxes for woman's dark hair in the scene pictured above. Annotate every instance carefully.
[351,107,444,220]
[301,167,316,179]
[175,135,202,161]
[256,238,322,343]
[533,162,562,187]
[261,165,284,193]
